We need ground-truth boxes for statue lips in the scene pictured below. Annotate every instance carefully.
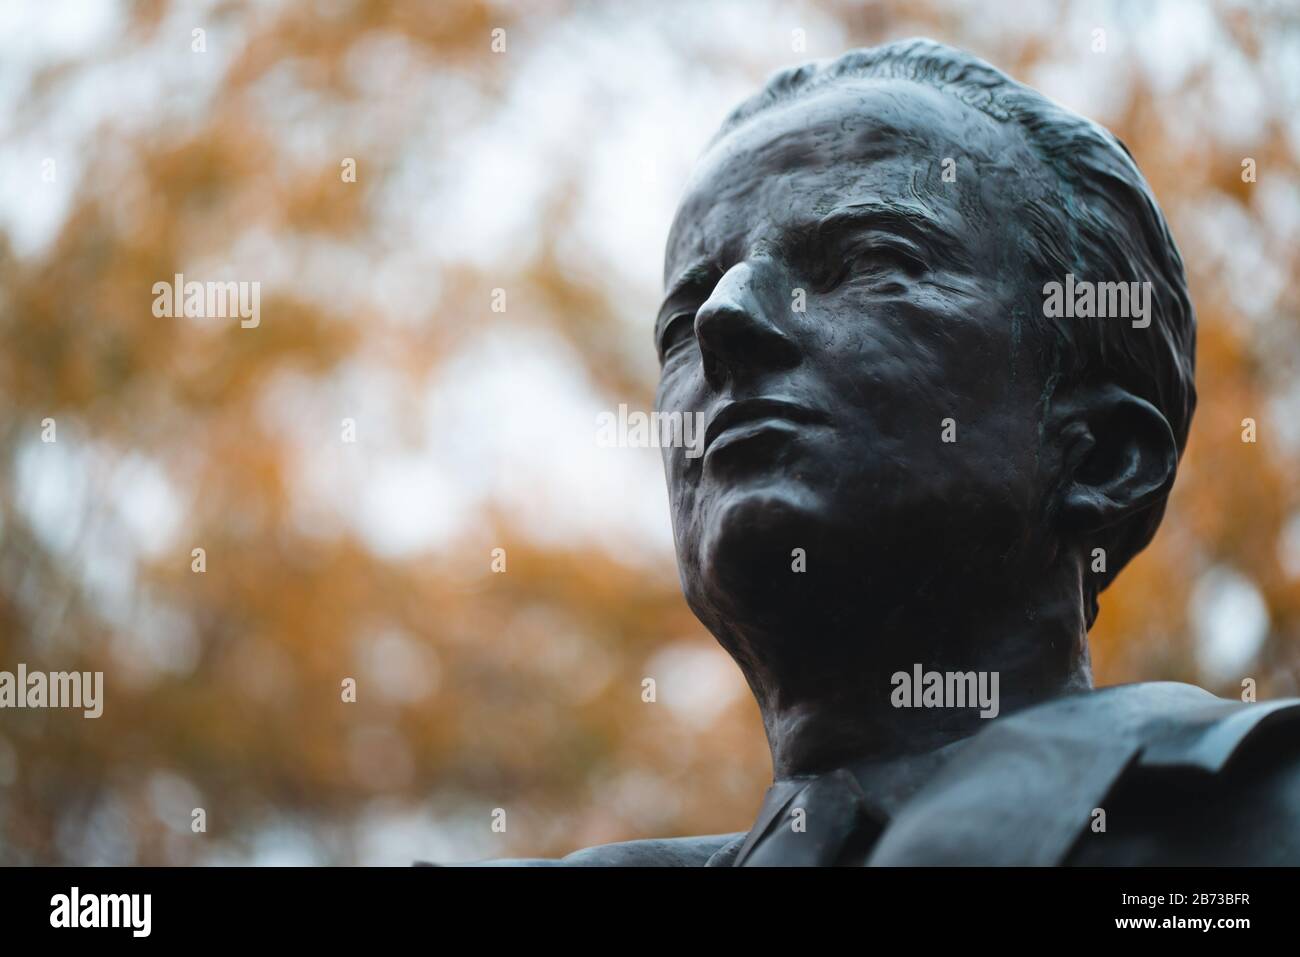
[702,397,828,465]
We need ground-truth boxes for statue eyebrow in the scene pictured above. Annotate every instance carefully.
[815,203,970,268]
[661,261,716,307]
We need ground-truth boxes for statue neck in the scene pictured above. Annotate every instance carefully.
[725,565,1093,780]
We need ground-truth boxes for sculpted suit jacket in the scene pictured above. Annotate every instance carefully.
[466,683,1300,866]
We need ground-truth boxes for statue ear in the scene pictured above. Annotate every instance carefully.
[1054,383,1179,533]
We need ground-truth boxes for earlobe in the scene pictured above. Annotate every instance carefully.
[1054,385,1179,532]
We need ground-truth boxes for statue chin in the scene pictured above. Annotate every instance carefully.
[688,487,838,624]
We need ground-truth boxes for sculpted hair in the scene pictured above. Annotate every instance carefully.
[715,38,1197,619]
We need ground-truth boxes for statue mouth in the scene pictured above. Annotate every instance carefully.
[703,398,828,457]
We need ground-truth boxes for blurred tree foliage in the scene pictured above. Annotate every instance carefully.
[0,0,1296,863]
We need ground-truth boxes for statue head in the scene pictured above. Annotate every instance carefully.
[654,39,1195,728]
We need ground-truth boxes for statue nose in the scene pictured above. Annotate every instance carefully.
[694,261,800,389]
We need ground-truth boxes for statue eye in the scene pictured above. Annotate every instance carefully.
[659,311,697,359]
[846,244,925,280]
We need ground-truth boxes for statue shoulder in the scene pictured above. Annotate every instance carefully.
[429,832,746,867]
[1067,693,1300,865]
[868,682,1300,866]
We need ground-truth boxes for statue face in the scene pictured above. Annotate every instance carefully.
[655,79,1059,647]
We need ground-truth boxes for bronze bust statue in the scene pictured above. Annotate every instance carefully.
[479,38,1300,866]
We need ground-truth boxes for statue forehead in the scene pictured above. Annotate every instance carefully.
[666,77,1020,283]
